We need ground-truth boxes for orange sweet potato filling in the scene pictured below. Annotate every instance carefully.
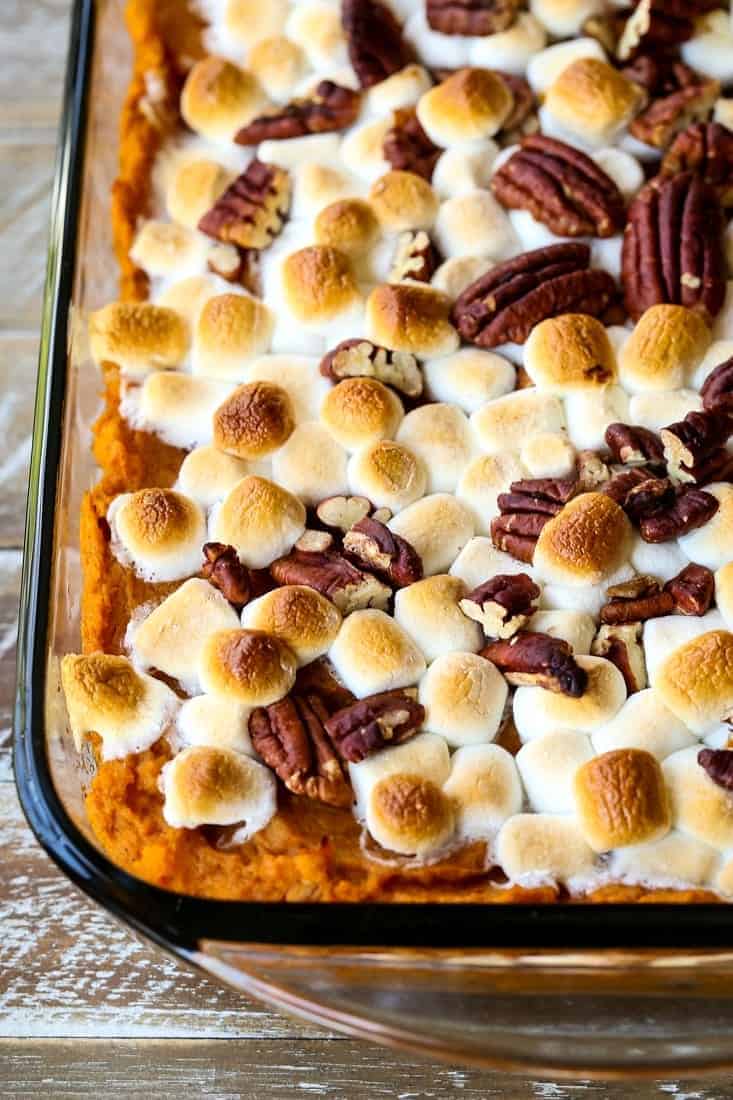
[79,0,718,903]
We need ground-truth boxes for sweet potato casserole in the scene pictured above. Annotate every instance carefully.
[60,0,733,902]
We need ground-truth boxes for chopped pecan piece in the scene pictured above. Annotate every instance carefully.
[660,409,733,484]
[270,548,392,613]
[235,82,360,144]
[701,357,733,415]
[343,516,423,587]
[389,230,441,284]
[426,0,520,35]
[698,748,733,792]
[605,423,664,468]
[491,135,626,239]
[459,573,540,639]
[606,574,661,601]
[481,631,588,697]
[295,529,335,553]
[201,542,252,608]
[490,514,545,564]
[315,495,372,534]
[621,172,726,322]
[249,694,351,807]
[452,243,617,348]
[325,689,424,763]
[623,476,677,523]
[320,337,423,398]
[342,0,411,88]
[629,74,720,151]
[383,107,442,182]
[638,486,719,542]
[617,0,718,62]
[576,449,611,491]
[592,622,647,694]
[602,467,654,506]
[661,123,733,208]
[664,562,714,616]
[600,576,674,624]
[295,658,355,713]
[198,159,290,251]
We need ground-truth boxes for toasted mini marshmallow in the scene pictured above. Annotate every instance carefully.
[329,608,427,698]
[368,171,438,232]
[526,35,606,95]
[176,446,255,508]
[654,629,733,736]
[388,494,475,576]
[347,439,427,513]
[534,493,632,588]
[157,273,233,329]
[644,610,725,685]
[130,578,240,694]
[423,349,515,415]
[677,483,733,571]
[432,140,498,201]
[575,748,670,851]
[394,576,483,662]
[516,730,594,814]
[349,731,451,821]
[619,305,712,394]
[285,0,348,68]
[364,771,456,857]
[529,1,604,39]
[314,198,380,260]
[590,150,643,206]
[418,650,507,747]
[514,655,627,742]
[212,475,306,568]
[212,381,295,461]
[218,0,289,47]
[417,68,513,147]
[192,293,274,378]
[271,421,349,504]
[177,694,254,755]
[130,221,209,279]
[433,190,517,262]
[520,433,576,480]
[716,562,733,631]
[524,315,616,396]
[628,536,689,585]
[130,371,234,449]
[340,117,392,183]
[628,389,703,433]
[363,64,432,116]
[609,830,719,889]
[365,283,459,358]
[61,653,178,760]
[280,245,362,326]
[681,9,733,84]
[166,159,234,229]
[527,611,595,655]
[292,160,359,218]
[395,404,475,494]
[320,377,404,452]
[241,585,342,667]
[89,302,188,376]
[248,35,307,100]
[456,453,524,533]
[245,355,329,424]
[544,58,646,148]
[109,489,206,583]
[180,57,269,142]
[563,383,630,452]
[199,627,297,705]
[591,688,698,762]
[665,745,733,851]
[469,12,548,73]
[496,813,596,884]
[161,745,276,839]
[471,389,565,455]
[444,743,522,839]
[450,535,531,589]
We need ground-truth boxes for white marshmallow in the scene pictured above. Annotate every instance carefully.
[629,535,691,584]
[271,421,349,505]
[690,341,733,391]
[423,349,516,414]
[471,389,565,455]
[431,255,494,301]
[450,536,533,590]
[123,372,234,450]
[364,64,433,116]
[527,610,596,655]
[456,452,524,534]
[433,191,518,261]
[418,651,508,747]
[285,1,348,70]
[591,148,644,202]
[177,694,254,756]
[513,655,627,741]
[469,13,547,74]
[564,385,629,452]
[496,813,596,884]
[340,118,392,182]
[176,446,266,509]
[609,831,720,889]
[245,355,330,423]
[520,433,575,479]
[329,608,427,698]
[395,403,475,493]
[516,730,594,814]
[530,0,605,39]
[394,576,483,663]
[526,37,606,96]
[592,689,698,762]
[678,483,733,571]
[432,141,499,201]
[713,282,733,341]
[628,390,702,433]
[444,744,522,839]
[681,10,733,84]
[388,494,475,575]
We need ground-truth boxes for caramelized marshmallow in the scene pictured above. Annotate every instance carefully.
[418,651,508,746]
[320,377,404,451]
[388,494,475,575]
[364,64,433,115]
[314,198,381,257]
[665,746,733,851]
[199,627,297,705]
[347,440,427,513]
[516,730,594,814]
[715,562,733,631]
[89,303,188,376]
[132,372,234,449]
[524,314,617,395]
[528,4,605,41]
[520,433,576,479]
[241,585,342,665]
[177,694,254,756]
[416,69,513,147]
[213,381,295,460]
[176,445,254,509]
[193,293,274,378]
[271,421,349,504]
[574,748,670,851]
[423,349,515,413]
[365,283,459,358]
[366,772,455,857]
[471,389,565,454]
[394,576,483,662]
[369,171,439,232]
[161,746,276,839]
[618,305,712,394]
[109,489,206,583]
[444,743,522,838]
[513,655,627,741]
[350,732,451,822]
[166,159,234,229]
[246,354,330,423]
[396,403,475,493]
[130,221,208,278]
[180,57,269,142]
[655,629,733,735]
[328,609,427,698]
[456,452,524,532]
[496,814,596,883]
[248,35,307,100]
[281,245,362,324]
[534,493,633,587]
[212,475,306,568]
[544,58,645,148]
[592,688,698,762]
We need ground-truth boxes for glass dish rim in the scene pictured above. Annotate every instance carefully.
[12,0,733,961]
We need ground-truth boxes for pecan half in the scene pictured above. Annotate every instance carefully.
[426,0,520,35]
[605,423,664,468]
[295,529,335,553]
[491,135,626,239]
[201,542,252,608]
[602,467,655,506]
[638,486,719,542]
[324,689,424,763]
[453,243,617,348]
[661,123,733,208]
[235,81,360,144]
[383,108,441,182]
[617,0,718,63]
[270,548,392,613]
[249,694,351,807]
[698,748,733,792]
[198,159,290,251]
[497,72,535,137]
[701,358,733,416]
[600,576,674,624]
[389,230,441,285]
[492,475,578,563]
[629,74,720,150]
[592,622,647,694]
[660,409,733,484]
[621,172,726,322]
[295,658,355,713]
[665,562,714,616]
[343,516,423,587]
[459,573,540,639]
[342,0,411,88]
[315,495,372,534]
[320,337,423,398]
[623,476,676,523]
[481,631,588,697]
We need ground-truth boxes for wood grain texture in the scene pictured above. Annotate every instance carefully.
[0,551,22,779]
[0,0,73,136]
[0,338,35,547]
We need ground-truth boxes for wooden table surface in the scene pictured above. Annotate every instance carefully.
[2,4,733,1097]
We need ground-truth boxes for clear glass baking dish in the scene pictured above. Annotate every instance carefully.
[13,0,733,1078]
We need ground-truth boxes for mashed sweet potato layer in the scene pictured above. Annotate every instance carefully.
[78,0,717,903]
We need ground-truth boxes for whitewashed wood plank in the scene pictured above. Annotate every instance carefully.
[0,144,56,328]
[0,1,72,134]
[0,336,36,548]
[0,550,22,780]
